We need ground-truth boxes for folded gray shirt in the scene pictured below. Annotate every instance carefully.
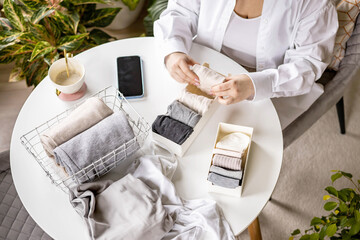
[209,165,243,180]
[53,111,140,183]
[69,174,173,240]
[166,100,202,128]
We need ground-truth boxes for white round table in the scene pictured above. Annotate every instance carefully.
[10,37,283,239]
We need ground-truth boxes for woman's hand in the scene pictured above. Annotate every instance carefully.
[165,52,200,85]
[211,74,255,105]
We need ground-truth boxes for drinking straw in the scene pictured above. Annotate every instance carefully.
[64,49,70,78]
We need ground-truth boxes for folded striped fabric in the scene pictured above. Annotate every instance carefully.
[212,154,242,171]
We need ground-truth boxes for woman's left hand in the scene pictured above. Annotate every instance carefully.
[211,74,255,105]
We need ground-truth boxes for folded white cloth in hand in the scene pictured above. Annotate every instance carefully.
[53,111,140,183]
[215,132,250,154]
[69,174,173,240]
[191,64,225,95]
[40,97,113,157]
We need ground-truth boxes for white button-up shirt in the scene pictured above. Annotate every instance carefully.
[154,0,338,128]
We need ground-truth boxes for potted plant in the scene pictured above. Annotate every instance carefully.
[290,171,360,240]
[143,0,167,36]
[97,0,145,30]
[0,0,121,87]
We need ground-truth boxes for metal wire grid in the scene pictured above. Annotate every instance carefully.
[20,86,150,193]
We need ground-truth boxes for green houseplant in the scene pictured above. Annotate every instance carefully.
[143,0,167,36]
[0,0,126,87]
[290,171,360,240]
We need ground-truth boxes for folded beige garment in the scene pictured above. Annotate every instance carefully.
[215,132,250,154]
[178,89,213,115]
[40,97,113,157]
[191,64,225,95]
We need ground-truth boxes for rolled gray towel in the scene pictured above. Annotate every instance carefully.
[209,165,243,180]
[53,111,140,183]
[207,172,240,189]
[166,100,202,128]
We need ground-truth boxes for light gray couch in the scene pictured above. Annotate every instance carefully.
[283,14,360,148]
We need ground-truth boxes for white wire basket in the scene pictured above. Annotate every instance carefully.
[20,86,150,193]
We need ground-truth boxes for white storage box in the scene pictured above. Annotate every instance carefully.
[152,84,219,157]
[207,122,253,197]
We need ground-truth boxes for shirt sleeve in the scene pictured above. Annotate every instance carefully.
[153,0,201,60]
[248,1,338,101]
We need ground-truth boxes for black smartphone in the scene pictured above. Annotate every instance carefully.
[116,55,144,99]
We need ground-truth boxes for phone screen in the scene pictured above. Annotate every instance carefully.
[117,55,144,98]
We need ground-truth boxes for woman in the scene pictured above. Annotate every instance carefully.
[154,0,338,129]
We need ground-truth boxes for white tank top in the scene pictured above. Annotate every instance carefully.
[221,11,261,69]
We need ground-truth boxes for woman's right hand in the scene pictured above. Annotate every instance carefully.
[165,52,200,85]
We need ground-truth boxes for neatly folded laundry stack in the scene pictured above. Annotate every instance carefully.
[207,132,250,189]
[152,64,225,145]
[40,97,140,183]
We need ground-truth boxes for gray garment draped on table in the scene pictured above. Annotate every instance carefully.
[166,100,202,128]
[53,111,140,183]
[69,174,173,240]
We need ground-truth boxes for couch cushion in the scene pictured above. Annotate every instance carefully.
[328,0,360,70]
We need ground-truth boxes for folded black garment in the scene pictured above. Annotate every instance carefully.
[152,115,194,145]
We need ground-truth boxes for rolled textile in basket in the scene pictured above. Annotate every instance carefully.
[40,97,113,157]
[166,100,202,128]
[53,111,140,183]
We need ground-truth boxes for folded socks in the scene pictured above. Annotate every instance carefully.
[152,115,193,145]
[212,148,243,159]
[40,97,113,157]
[191,64,225,95]
[53,111,140,183]
[178,89,213,115]
[209,165,243,180]
[215,132,250,154]
[212,154,242,171]
[207,172,240,189]
[166,100,202,128]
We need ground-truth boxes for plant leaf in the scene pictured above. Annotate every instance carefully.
[326,224,337,237]
[355,210,360,222]
[299,235,310,240]
[0,30,22,44]
[121,0,140,10]
[325,186,338,197]
[17,0,47,11]
[309,233,319,240]
[319,225,327,239]
[89,28,115,45]
[291,229,301,236]
[349,221,360,236]
[311,217,323,226]
[82,8,121,27]
[69,12,80,34]
[148,0,168,21]
[29,41,56,61]
[31,7,55,24]
[331,172,342,183]
[341,171,353,179]
[52,11,76,35]
[339,201,348,212]
[57,33,88,51]
[8,67,25,82]
[0,44,21,63]
[0,18,13,30]
[3,0,27,32]
[324,202,337,211]
[71,0,111,4]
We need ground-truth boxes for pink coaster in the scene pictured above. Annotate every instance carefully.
[57,83,87,101]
